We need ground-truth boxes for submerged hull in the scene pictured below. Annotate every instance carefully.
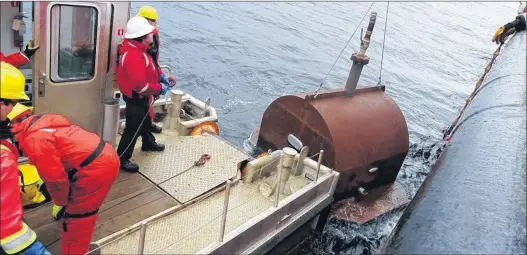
[380,31,527,254]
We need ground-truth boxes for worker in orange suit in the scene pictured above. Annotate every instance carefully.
[0,40,39,68]
[137,5,176,133]
[10,104,120,254]
[0,62,50,255]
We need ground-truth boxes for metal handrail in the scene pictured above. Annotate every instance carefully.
[159,64,172,77]
[108,150,328,252]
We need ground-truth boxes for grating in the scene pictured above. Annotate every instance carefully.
[97,182,275,254]
[133,133,250,203]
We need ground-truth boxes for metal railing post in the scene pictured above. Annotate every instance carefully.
[137,222,147,254]
[275,155,284,207]
[218,180,231,242]
[315,150,324,183]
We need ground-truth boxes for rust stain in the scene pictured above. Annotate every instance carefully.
[331,181,410,224]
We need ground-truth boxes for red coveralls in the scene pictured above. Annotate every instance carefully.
[0,52,30,69]
[12,114,120,255]
[1,139,38,254]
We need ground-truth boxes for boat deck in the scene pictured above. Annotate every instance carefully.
[22,127,327,255]
[23,170,178,254]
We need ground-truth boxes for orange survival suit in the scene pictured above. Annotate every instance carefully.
[11,114,120,255]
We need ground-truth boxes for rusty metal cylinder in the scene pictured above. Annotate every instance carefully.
[256,86,409,198]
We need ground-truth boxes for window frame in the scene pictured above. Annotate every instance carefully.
[47,2,101,84]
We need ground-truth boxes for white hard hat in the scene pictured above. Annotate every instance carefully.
[124,16,155,39]
[519,4,527,14]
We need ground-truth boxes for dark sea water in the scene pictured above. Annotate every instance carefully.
[131,1,519,254]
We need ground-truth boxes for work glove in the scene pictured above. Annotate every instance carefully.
[51,204,65,220]
[492,26,505,44]
[160,85,169,96]
[23,40,40,59]
[24,240,52,255]
[160,73,176,88]
[168,76,176,87]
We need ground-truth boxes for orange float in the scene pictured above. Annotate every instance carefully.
[189,121,220,136]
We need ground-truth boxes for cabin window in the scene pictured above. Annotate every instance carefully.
[49,4,98,83]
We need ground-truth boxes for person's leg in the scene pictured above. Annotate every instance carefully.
[140,99,165,152]
[148,96,162,133]
[61,149,119,255]
[116,99,146,171]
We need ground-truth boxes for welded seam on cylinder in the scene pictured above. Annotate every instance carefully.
[451,103,526,136]
[472,74,526,99]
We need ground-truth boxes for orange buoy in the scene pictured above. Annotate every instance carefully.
[189,121,220,136]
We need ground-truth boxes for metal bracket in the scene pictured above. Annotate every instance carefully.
[287,134,303,152]
[360,28,364,46]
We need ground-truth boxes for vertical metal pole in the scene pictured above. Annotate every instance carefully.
[218,180,231,242]
[275,155,284,207]
[315,150,324,183]
[137,222,147,254]
[345,12,377,95]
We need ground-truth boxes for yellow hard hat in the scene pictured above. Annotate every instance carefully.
[18,164,42,186]
[137,6,158,21]
[7,103,33,121]
[0,62,29,101]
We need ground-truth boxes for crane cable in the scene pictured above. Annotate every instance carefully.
[314,2,375,97]
[377,2,390,86]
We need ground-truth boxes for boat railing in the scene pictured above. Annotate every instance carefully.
[87,149,337,255]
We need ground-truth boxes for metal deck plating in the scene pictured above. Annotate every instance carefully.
[132,133,250,203]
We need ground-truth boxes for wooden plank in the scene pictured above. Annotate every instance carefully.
[99,186,152,212]
[103,174,152,202]
[24,172,177,252]
[96,187,163,224]
[34,221,61,247]
[113,170,136,184]
[24,203,53,230]
[24,173,151,230]
[92,196,176,240]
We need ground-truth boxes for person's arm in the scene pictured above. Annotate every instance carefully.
[504,14,526,33]
[124,51,162,96]
[492,14,526,44]
[0,147,40,254]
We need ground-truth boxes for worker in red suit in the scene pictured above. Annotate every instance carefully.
[116,16,174,172]
[0,40,39,68]
[0,62,50,255]
[10,105,120,254]
[137,5,176,133]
